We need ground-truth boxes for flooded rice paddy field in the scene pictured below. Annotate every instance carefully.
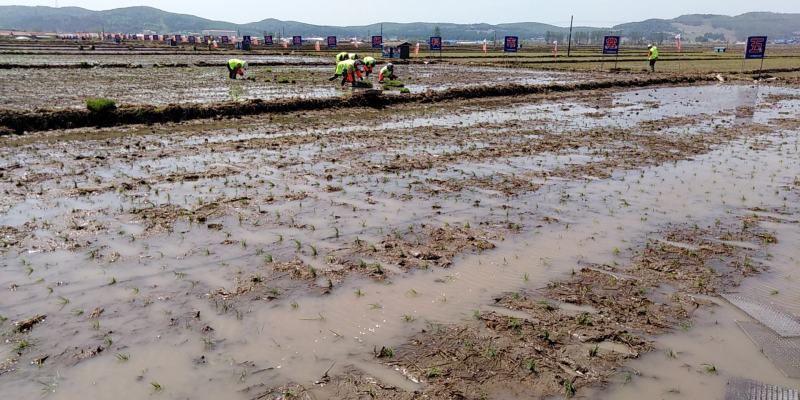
[0,55,592,111]
[1,82,799,399]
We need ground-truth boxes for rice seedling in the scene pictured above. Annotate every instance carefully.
[116,353,130,362]
[426,367,442,378]
[623,371,633,383]
[563,378,576,398]
[508,317,522,331]
[524,359,537,373]
[376,346,395,358]
[576,312,592,326]
[15,339,32,353]
[402,314,416,322]
[702,363,718,374]
[355,288,365,297]
[150,381,163,392]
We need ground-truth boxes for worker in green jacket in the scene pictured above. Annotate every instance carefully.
[362,56,376,77]
[647,45,659,72]
[348,53,359,60]
[335,52,349,62]
[227,58,247,79]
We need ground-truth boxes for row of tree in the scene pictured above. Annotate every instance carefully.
[543,30,677,45]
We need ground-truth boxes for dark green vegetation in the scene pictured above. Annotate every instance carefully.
[85,98,116,113]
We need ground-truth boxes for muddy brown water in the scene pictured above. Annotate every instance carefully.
[0,83,799,399]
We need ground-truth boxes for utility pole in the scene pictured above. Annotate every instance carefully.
[567,15,574,57]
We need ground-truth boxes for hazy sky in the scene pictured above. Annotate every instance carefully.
[1,0,798,26]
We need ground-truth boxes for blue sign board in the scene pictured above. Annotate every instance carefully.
[504,36,519,52]
[372,35,383,49]
[745,36,767,59]
[430,36,442,51]
[327,36,337,49]
[264,35,273,45]
[603,36,620,55]
[292,35,302,46]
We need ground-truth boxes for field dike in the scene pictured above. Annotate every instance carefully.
[0,75,712,134]
[0,61,331,69]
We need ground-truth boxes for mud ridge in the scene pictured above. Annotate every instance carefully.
[0,75,713,134]
[0,61,332,69]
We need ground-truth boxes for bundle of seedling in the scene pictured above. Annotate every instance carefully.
[381,80,410,93]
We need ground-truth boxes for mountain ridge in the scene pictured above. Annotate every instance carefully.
[1,6,798,42]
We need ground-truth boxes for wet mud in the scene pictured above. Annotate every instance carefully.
[1,80,799,400]
[0,74,712,133]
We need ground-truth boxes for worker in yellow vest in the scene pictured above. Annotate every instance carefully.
[362,56,376,77]
[378,63,396,83]
[647,45,659,72]
[227,58,247,79]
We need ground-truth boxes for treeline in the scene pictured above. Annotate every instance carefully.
[545,30,678,45]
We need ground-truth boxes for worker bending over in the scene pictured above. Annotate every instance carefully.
[329,58,354,82]
[334,59,364,87]
[227,59,247,79]
[362,56,376,77]
[378,63,397,83]
[335,52,349,62]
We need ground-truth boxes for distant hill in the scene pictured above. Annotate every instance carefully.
[614,12,800,42]
[0,6,237,33]
[0,6,575,39]
[0,6,798,42]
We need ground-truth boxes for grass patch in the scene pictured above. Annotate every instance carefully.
[86,98,116,113]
